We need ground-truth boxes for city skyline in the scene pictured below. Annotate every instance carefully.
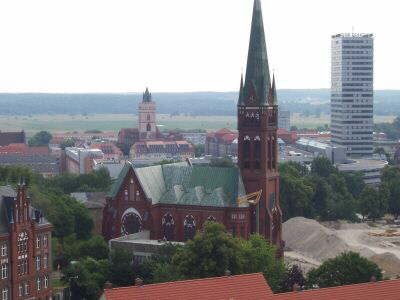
[0,0,399,92]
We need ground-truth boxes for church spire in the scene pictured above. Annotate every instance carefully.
[270,74,277,105]
[243,0,271,106]
[143,87,152,103]
[238,73,245,106]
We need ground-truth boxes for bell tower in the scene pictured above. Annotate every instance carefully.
[138,87,157,140]
[237,0,282,255]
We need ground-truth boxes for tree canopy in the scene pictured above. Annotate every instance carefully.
[307,252,383,288]
[28,130,52,146]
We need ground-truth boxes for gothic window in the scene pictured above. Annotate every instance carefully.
[147,114,151,121]
[130,179,135,201]
[1,264,8,279]
[183,215,196,241]
[124,189,128,201]
[121,210,142,235]
[162,213,175,241]
[2,287,8,300]
[254,136,261,169]
[147,123,151,132]
[243,136,251,168]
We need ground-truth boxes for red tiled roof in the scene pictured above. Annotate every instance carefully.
[102,273,273,300]
[274,279,400,300]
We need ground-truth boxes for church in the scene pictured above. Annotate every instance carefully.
[103,0,283,255]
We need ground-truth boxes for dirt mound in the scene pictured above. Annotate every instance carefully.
[283,217,350,262]
[369,252,400,278]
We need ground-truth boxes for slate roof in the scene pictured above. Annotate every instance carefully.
[101,273,273,300]
[0,186,17,234]
[109,162,246,208]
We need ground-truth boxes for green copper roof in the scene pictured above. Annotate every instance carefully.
[243,0,271,106]
[143,87,152,103]
[108,163,131,198]
[109,162,246,208]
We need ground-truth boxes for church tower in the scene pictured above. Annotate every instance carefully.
[138,88,157,140]
[237,0,282,254]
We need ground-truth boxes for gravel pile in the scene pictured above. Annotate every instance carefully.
[283,217,350,262]
[369,252,400,278]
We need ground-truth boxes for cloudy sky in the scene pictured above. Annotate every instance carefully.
[0,0,398,92]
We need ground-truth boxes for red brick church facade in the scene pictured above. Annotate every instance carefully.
[103,0,283,255]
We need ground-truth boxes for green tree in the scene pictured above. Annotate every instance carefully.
[78,235,109,260]
[310,177,333,220]
[60,139,75,150]
[342,171,365,200]
[311,157,337,178]
[280,265,306,292]
[307,252,382,288]
[28,131,52,146]
[172,222,242,278]
[109,247,135,287]
[359,185,388,220]
[381,166,400,218]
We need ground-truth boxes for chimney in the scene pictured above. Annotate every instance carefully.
[292,283,301,292]
[135,278,144,287]
[224,270,231,276]
[104,281,112,290]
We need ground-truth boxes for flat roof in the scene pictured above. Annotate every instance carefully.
[337,159,388,172]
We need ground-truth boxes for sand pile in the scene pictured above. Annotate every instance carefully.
[369,252,400,278]
[283,217,350,262]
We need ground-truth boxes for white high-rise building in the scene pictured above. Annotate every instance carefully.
[331,33,374,157]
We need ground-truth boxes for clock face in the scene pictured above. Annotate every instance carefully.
[121,212,142,235]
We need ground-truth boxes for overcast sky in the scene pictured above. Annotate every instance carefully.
[0,0,398,92]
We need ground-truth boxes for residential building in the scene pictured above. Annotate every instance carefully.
[0,154,59,178]
[0,184,53,300]
[278,110,290,131]
[102,0,283,256]
[205,129,238,158]
[331,33,374,157]
[62,147,104,174]
[0,131,25,147]
[89,142,123,161]
[130,140,194,161]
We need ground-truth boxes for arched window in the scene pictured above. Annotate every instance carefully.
[243,136,251,168]
[147,114,151,121]
[254,136,261,169]
[121,209,142,235]
[162,213,175,241]
[183,215,196,241]
[146,123,151,132]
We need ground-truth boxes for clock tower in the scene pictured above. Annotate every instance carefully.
[237,0,283,255]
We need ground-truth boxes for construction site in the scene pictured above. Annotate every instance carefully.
[283,217,400,279]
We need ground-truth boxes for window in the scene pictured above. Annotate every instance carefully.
[44,275,49,288]
[2,287,8,300]
[18,284,23,297]
[24,282,29,295]
[183,215,196,241]
[0,244,6,257]
[146,123,151,132]
[124,189,128,201]
[36,256,41,271]
[36,277,41,291]
[43,234,48,248]
[1,264,8,279]
[36,235,41,248]
[162,213,175,241]
[43,254,48,269]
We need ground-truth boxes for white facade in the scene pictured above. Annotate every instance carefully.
[331,33,374,157]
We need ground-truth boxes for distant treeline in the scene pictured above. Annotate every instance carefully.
[0,89,399,116]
